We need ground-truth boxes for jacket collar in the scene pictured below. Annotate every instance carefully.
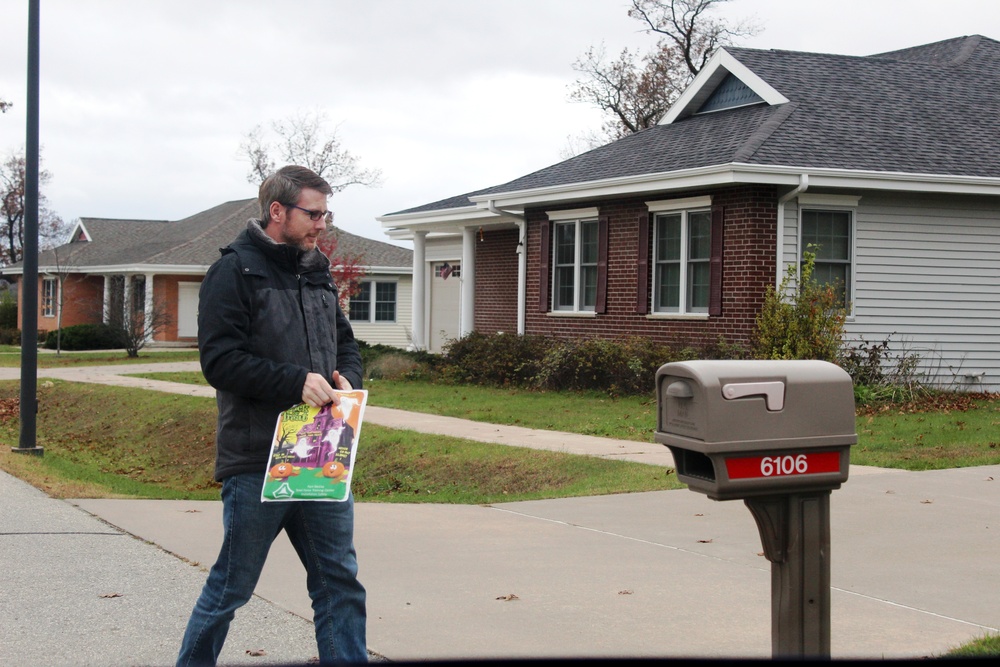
[244,219,331,274]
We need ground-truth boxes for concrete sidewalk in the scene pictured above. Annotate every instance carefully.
[3,362,999,662]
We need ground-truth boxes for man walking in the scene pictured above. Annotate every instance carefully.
[177,166,367,665]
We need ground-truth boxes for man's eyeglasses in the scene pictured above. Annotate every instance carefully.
[285,203,332,224]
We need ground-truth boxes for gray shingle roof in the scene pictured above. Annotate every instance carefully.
[27,198,410,272]
[390,35,1000,216]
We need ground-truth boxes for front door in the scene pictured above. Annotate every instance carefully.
[177,282,201,338]
[428,261,460,353]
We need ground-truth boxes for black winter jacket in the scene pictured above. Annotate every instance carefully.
[198,222,363,481]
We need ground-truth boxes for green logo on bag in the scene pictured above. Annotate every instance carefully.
[273,482,295,499]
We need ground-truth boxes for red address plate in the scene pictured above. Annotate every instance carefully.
[725,451,842,480]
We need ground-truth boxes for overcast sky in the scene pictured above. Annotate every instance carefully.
[1,0,998,248]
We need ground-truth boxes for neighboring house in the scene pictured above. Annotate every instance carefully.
[4,198,413,348]
[379,35,1000,390]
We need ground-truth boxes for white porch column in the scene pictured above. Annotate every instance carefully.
[123,275,132,326]
[144,273,155,342]
[102,275,111,323]
[460,226,475,338]
[410,231,427,351]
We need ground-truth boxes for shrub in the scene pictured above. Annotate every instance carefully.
[753,250,846,363]
[534,336,682,395]
[0,328,20,345]
[365,353,423,381]
[0,291,17,330]
[357,340,440,381]
[442,331,552,386]
[841,334,924,404]
[44,323,122,351]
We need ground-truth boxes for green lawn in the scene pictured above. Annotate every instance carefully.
[0,380,680,503]
[0,348,200,367]
[127,372,1000,472]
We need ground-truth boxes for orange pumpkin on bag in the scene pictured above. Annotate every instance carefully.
[268,462,299,481]
[320,461,347,482]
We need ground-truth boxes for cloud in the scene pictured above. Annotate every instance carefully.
[1,0,998,244]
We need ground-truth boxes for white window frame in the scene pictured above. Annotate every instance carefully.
[349,279,398,324]
[797,194,858,315]
[647,196,713,315]
[41,277,57,318]
[547,208,599,313]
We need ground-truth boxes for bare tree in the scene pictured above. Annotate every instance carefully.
[570,41,690,142]
[0,98,11,113]
[629,0,758,75]
[240,109,383,191]
[0,148,67,265]
[567,0,759,147]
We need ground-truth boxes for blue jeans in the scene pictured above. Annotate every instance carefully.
[177,472,367,665]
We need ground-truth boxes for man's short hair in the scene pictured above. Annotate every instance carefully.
[258,165,333,227]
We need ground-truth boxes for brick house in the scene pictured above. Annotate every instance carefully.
[4,198,413,347]
[379,35,1000,390]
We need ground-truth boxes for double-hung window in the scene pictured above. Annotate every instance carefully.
[41,277,56,318]
[349,280,397,323]
[798,197,856,309]
[553,217,599,312]
[648,197,714,314]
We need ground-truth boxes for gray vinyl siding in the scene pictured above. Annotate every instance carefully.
[783,191,1000,391]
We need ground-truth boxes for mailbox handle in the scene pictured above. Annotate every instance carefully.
[666,380,694,399]
[722,381,785,411]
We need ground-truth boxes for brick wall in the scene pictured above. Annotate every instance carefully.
[512,185,777,349]
[473,228,519,334]
[19,273,104,332]
[156,275,202,342]
[18,272,203,343]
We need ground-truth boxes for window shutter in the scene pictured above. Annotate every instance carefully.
[596,215,609,314]
[538,219,550,312]
[636,213,650,315]
[709,205,724,316]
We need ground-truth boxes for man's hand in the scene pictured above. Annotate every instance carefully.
[332,370,354,391]
[302,371,353,407]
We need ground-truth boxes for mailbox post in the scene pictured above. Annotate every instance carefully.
[655,360,856,659]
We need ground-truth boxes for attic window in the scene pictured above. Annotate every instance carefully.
[696,73,763,114]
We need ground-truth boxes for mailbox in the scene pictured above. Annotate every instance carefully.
[654,359,858,658]
[655,359,856,500]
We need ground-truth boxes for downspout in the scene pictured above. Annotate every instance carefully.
[486,200,527,335]
[776,174,809,289]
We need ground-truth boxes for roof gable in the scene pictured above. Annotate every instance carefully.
[660,48,789,124]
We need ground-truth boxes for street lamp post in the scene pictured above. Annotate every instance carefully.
[14,0,43,456]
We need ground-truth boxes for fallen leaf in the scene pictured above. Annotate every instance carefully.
[496,594,519,601]
[99,593,122,598]
[694,513,704,517]
[183,509,201,513]
[697,538,713,543]
[618,590,634,595]
[246,649,267,657]
[920,499,933,504]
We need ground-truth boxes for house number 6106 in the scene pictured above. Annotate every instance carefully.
[760,454,808,476]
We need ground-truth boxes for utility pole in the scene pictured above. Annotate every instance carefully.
[15,0,43,456]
